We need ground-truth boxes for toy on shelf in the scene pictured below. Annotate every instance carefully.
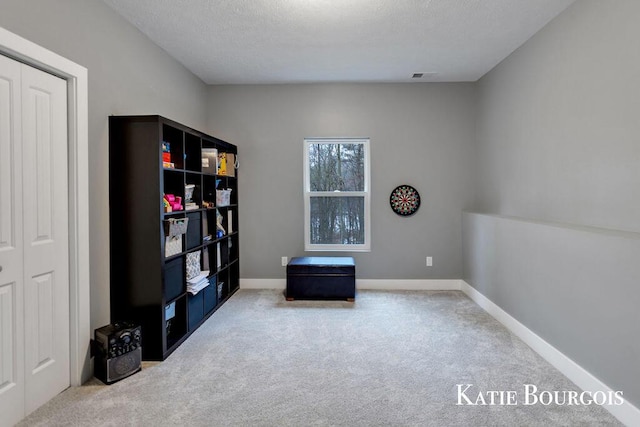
[217,152,236,177]
[218,152,227,175]
[164,194,183,212]
[216,209,225,238]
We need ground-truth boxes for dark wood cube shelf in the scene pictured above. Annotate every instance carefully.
[109,115,240,360]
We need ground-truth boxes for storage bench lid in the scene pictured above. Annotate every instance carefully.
[288,257,355,267]
[287,257,355,276]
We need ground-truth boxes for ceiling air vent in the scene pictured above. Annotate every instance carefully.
[411,72,438,79]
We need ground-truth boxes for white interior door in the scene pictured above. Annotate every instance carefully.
[0,52,26,427]
[0,54,69,426]
[21,57,69,415]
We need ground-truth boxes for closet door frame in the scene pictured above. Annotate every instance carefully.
[0,26,90,386]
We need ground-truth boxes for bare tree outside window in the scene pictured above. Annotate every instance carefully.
[304,139,370,251]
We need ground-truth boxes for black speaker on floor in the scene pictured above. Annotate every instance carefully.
[94,322,142,384]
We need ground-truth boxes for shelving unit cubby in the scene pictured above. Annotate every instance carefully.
[109,115,239,360]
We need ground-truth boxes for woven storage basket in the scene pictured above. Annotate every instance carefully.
[165,235,183,258]
[186,251,201,280]
[164,217,189,237]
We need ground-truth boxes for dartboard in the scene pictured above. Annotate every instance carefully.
[390,185,420,216]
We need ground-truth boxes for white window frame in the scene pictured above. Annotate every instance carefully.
[304,137,371,252]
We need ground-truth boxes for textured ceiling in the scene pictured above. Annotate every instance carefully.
[102,0,575,84]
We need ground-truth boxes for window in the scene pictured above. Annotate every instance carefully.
[304,138,371,251]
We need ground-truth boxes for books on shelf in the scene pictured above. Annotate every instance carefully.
[187,270,210,295]
[216,242,221,269]
[202,249,210,271]
[202,215,211,242]
[187,271,209,284]
[163,141,174,168]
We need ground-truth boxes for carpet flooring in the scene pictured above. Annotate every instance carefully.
[18,290,622,426]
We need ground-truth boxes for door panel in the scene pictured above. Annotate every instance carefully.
[29,272,55,373]
[0,284,19,393]
[21,63,69,415]
[31,89,54,242]
[0,54,25,427]
[0,68,16,250]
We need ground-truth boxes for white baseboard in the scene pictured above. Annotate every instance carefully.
[240,278,286,289]
[460,281,640,426]
[356,279,461,291]
[239,278,462,291]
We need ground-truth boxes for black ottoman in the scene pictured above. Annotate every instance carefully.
[286,257,356,301]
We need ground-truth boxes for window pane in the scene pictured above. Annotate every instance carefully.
[308,143,365,191]
[310,196,365,245]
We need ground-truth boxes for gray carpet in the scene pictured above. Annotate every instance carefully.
[19,290,622,426]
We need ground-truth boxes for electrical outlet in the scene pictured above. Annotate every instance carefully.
[281,256,288,267]
[426,256,433,267]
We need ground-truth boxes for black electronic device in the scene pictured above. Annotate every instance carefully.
[94,322,142,384]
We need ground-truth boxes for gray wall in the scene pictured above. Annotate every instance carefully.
[463,212,640,408]
[0,0,209,331]
[207,83,476,280]
[475,0,640,233]
[466,0,640,409]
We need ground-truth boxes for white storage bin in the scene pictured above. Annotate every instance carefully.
[216,189,232,207]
